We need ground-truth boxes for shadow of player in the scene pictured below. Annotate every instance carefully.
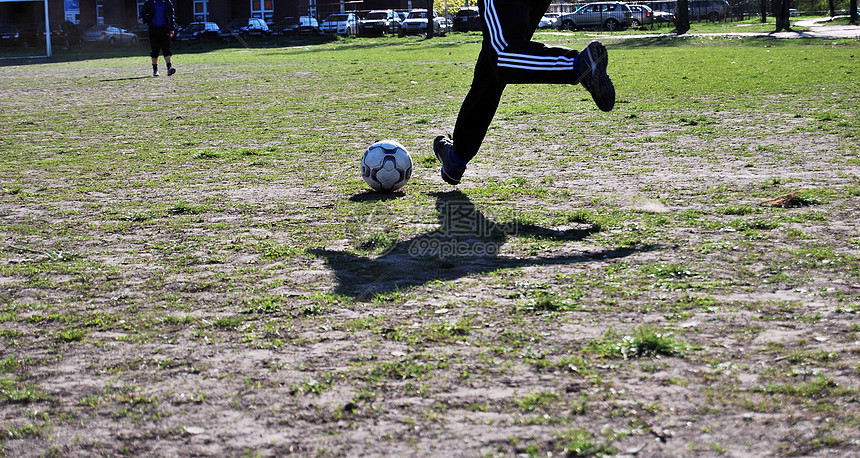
[310,190,638,301]
[98,76,154,82]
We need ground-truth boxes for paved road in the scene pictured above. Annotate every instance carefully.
[783,17,860,39]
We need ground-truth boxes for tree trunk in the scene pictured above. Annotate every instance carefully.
[829,0,835,17]
[774,0,791,31]
[427,0,436,38]
[676,0,690,34]
[851,0,858,25]
[760,0,767,23]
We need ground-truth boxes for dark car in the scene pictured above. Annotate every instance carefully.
[0,24,25,47]
[129,23,150,42]
[218,18,270,38]
[689,0,730,21]
[58,21,84,47]
[275,16,320,36]
[33,22,73,47]
[175,22,220,40]
[359,10,402,36]
[12,23,39,47]
[453,7,482,32]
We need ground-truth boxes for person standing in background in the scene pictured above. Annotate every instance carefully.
[139,0,178,77]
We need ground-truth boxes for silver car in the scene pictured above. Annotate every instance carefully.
[629,4,655,26]
[558,2,634,31]
[83,24,138,45]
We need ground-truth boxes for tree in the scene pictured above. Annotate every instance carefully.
[774,0,791,31]
[851,0,858,25]
[760,0,767,23]
[675,0,690,34]
[427,0,436,38]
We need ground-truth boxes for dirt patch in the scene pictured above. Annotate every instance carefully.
[1,37,859,457]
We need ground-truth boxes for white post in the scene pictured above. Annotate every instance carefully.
[44,0,52,57]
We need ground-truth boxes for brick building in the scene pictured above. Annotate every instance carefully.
[1,0,427,30]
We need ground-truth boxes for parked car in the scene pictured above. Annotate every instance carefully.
[652,9,675,22]
[61,21,84,47]
[275,16,320,36]
[359,10,402,36]
[129,23,151,42]
[642,0,679,15]
[558,2,633,31]
[83,24,139,45]
[453,7,481,32]
[439,15,453,33]
[539,12,561,29]
[628,4,655,26]
[320,13,360,36]
[33,21,72,47]
[400,9,447,36]
[689,0,729,21]
[218,18,270,38]
[175,22,220,40]
[21,21,81,48]
[0,24,25,47]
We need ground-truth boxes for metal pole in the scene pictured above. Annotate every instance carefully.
[44,0,52,57]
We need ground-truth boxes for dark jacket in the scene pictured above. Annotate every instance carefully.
[139,0,177,31]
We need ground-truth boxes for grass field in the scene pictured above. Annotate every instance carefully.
[1,31,859,456]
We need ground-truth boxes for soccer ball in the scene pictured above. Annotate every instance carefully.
[361,140,412,192]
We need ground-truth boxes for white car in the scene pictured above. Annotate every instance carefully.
[320,13,360,36]
[400,9,447,36]
[540,12,561,28]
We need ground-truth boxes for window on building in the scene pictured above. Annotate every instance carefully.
[194,0,209,22]
[251,0,274,24]
[65,0,81,23]
[96,0,104,24]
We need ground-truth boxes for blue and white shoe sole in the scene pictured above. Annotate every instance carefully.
[580,42,615,112]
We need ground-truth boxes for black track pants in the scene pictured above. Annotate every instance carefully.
[452,0,580,162]
[149,26,172,58]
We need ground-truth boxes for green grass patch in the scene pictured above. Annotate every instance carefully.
[587,325,688,359]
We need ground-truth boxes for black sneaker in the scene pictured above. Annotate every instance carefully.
[433,135,465,185]
[152,70,160,77]
[577,41,615,112]
[167,67,176,76]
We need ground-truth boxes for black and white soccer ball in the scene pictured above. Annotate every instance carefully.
[361,140,412,192]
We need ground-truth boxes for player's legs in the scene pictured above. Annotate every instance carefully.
[484,0,580,84]
[161,37,173,66]
[434,46,504,185]
[149,27,164,75]
[437,0,613,184]
[149,26,162,60]
[450,0,560,164]
[451,49,505,164]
